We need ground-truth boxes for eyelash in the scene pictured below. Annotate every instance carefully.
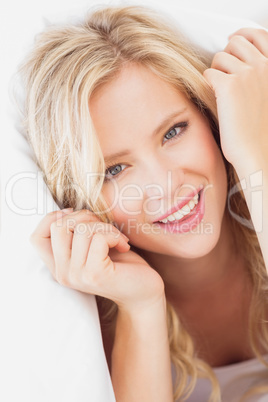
[104,121,189,181]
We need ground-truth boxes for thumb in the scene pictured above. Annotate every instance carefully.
[203,68,227,96]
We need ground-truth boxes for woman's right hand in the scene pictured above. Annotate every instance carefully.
[30,209,165,313]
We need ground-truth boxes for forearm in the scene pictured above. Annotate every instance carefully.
[111,296,173,402]
[235,154,268,273]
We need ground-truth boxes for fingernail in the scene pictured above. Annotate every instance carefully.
[121,233,130,242]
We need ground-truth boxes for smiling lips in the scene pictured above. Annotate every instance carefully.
[158,193,199,223]
[154,186,203,224]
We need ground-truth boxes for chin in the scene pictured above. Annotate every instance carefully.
[181,218,224,259]
[161,220,223,259]
[131,222,221,260]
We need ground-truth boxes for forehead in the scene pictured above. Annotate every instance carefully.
[89,63,193,157]
[89,63,192,116]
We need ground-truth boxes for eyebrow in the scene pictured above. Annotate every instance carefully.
[104,108,187,165]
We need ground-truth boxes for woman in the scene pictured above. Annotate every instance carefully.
[21,5,268,401]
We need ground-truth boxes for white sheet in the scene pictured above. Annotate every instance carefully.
[1,1,265,401]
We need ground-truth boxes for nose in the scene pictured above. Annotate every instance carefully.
[143,160,185,201]
[142,161,185,218]
[144,183,164,199]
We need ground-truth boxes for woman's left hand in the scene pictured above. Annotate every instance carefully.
[203,27,268,170]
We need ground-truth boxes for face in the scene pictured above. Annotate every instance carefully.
[89,63,228,259]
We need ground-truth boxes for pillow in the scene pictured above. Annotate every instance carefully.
[1,1,263,401]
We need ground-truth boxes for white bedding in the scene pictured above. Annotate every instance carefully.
[1,1,265,401]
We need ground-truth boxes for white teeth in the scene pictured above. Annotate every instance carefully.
[159,193,199,223]
[173,210,184,220]
[180,204,191,215]
[189,200,195,209]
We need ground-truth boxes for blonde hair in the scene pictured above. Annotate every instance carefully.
[19,5,268,401]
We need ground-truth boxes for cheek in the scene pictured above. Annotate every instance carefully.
[187,125,228,203]
[102,182,144,223]
[192,125,226,179]
[196,128,228,211]
[193,128,217,166]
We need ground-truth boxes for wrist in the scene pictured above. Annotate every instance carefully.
[113,295,169,350]
[117,294,167,324]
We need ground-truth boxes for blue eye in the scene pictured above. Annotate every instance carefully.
[163,122,188,144]
[104,121,188,181]
[105,163,127,180]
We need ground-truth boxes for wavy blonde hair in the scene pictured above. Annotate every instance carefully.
[19,5,268,401]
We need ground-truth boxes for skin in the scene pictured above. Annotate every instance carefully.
[91,63,227,259]
[204,28,268,272]
[89,62,253,366]
[31,27,268,399]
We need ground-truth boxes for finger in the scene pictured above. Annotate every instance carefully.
[31,209,73,240]
[61,208,101,224]
[211,51,245,74]
[60,209,130,241]
[70,224,92,268]
[50,209,106,270]
[30,209,73,269]
[66,216,129,243]
[203,68,228,95]
[71,221,129,267]
[86,232,130,266]
[50,216,74,271]
[229,28,268,58]
[224,34,264,64]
